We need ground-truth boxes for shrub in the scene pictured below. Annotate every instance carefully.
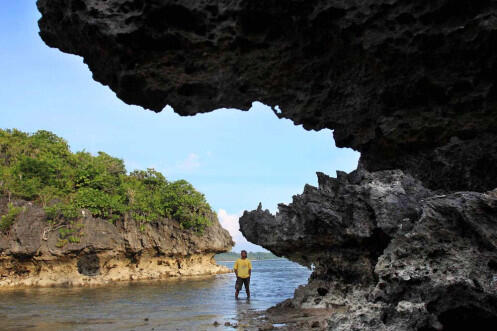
[44,203,80,222]
[0,203,21,231]
[56,239,68,248]
[59,227,75,238]
[67,235,80,243]
[0,203,22,232]
[162,180,213,232]
[58,225,82,245]
[74,187,125,218]
[0,129,214,233]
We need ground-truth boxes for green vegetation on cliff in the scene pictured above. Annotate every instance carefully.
[0,203,22,232]
[0,129,214,232]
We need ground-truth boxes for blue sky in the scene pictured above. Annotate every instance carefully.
[0,2,359,251]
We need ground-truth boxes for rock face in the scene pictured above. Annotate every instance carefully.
[241,170,497,330]
[36,0,497,330]
[241,170,432,281]
[37,0,497,191]
[0,198,233,287]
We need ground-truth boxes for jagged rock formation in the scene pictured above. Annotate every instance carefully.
[37,0,497,191]
[0,198,233,287]
[36,0,497,329]
[241,169,432,281]
[241,170,497,330]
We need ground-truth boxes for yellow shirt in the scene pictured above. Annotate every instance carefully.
[234,258,252,278]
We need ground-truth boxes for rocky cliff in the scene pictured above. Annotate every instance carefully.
[241,170,497,329]
[0,198,233,287]
[36,0,497,329]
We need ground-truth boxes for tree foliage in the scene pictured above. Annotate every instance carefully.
[0,203,22,232]
[0,129,214,232]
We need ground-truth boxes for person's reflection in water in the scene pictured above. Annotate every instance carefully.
[234,295,253,328]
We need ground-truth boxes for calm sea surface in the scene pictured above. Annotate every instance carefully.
[0,259,311,330]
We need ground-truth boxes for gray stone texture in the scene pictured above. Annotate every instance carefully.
[240,171,497,330]
[0,198,233,258]
[37,0,497,191]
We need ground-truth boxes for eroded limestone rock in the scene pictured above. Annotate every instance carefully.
[240,172,497,330]
[240,169,432,277]
[36,0,497,191]
[0,198,233,287]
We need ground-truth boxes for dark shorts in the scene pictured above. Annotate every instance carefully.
[235,277,250,291]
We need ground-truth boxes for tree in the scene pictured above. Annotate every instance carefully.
[0,129,214,233]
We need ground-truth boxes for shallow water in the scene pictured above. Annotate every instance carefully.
[0,259,311,330]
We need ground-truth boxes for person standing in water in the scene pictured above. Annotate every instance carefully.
[234,250,252,299]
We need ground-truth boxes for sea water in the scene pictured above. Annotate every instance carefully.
[0,259,311,330]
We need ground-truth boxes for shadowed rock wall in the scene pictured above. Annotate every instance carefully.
[37,0,497,191]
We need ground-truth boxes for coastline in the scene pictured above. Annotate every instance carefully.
[0,252,231,289]
[215,258,285,263]
[0,198,234,289]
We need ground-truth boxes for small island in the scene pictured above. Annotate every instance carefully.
[0,129,233,287]
[215,251,282,262]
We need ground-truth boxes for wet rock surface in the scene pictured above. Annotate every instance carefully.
[35,0,497,329]
[37,0,497,191]
[0,198,233,287]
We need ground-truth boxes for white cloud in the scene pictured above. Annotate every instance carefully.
[176,153,200,171]
[218,209,240,238]
[217,209,266,252]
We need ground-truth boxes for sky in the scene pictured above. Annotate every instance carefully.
[0,1,360,251]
